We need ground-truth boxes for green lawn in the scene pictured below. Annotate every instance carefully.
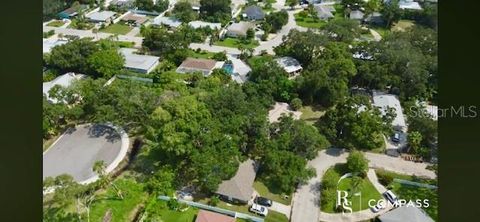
[388,178,438,220]
[188,49,216,59]
[392,20,415,32]
[370,25,390,37]
[294,13,327,29]
[253,181,292,205]
[90,179,148,222]
[375,169,437,185]
[100,23,133,35]
[215,37,259,49]
[156,207,198,222]
[265,210,288,222]
[47,20,65,27]
[299,105,326,125]
[322,164,382,213]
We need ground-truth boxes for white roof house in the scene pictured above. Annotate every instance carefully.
[226,22,255,37]
[86,11,116,22]
[275,57,303,77]
[43,38,68,53]
[399,0,423,10]
[43,73,86,103]
[226,54,252,84]
[188,21,222,30]
[119,48,160,74]
[152,16,182,28]
[372,90,407,132]
[314,5,335,20]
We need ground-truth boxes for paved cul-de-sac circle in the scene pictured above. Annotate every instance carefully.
[43,124,127,183]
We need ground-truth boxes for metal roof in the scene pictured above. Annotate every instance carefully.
[119,48,160,73]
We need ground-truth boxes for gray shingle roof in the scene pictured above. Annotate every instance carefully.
[244,5,265,20]
[379,206,434,222]
[86,11,116,22]
[119,48,160,73]
[215,159,257,202]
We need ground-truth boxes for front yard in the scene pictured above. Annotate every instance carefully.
[294,12,327,29]
[100,23,133,35]
[215,37,259,49]
[47,20,65,27]
[253,181,292,205]
[375,169,438,220]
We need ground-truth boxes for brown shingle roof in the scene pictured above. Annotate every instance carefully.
[215,159,257,202]
[121,13,147,24]
[195,210,235,222]
[178,58,217,71]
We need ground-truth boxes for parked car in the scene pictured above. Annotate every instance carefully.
[370,202,385,213]
[249,204,268,217]
[254,196,273,207]
[391,132,400,143]
[177,191,193,200]
[383,190,398,205]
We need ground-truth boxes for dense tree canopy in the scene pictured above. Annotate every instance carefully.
[199,0,231,23]
[173,1,197,22]
[317,96,393,150]
[264,10,289,33]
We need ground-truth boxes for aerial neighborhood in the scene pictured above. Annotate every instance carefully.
[42,0,438,221]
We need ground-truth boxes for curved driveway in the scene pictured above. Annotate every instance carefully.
[290,148,436,222]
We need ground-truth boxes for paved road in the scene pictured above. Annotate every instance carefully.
[43,124,123,183]
[290,148,436,222]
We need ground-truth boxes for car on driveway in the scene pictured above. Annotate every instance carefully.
[370,201,385,213]
[250,204,268,217]
[254,196,273,207]
[383,190,399,206]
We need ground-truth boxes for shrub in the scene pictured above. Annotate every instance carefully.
[209,195,220,206]
[290,98,302,111]
[213,51,227,61]
[167,198,180,210]
[376,170,394,186]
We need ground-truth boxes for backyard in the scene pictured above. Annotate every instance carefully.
[100,23,133,35]
[89,178,148,221]
[299,105,326,125]
[215,37,259,49]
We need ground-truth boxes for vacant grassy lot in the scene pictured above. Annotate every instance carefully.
[299,105,326,125]
[47,20,65,27]
[215,38,259,49]
[90,178,148,222]
[253,181,292,205]
[100,23,133,35]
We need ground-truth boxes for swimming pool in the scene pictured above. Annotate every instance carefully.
[222,63,234,75]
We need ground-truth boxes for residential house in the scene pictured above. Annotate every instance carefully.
[43,38,68,54]
[215,159,258,204]
[195,210,235,222]
[152,16,182,28]
[43,73,86,103]
[188,21,222,30]
[275,56,303,78]
[379,206,434,222]
[58,5,89,19]
[111,0,135,8]
[399,0,423,10]
[226,22,255,38]
[86,11,116,23]
[372,90,407,132]
[121,13,148,27]
[314,5,335,20]
[119,48,160,74]
[349,10,365,20]
[243,5,265,20]
[225,54,252,84]
[176,58,224,76]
